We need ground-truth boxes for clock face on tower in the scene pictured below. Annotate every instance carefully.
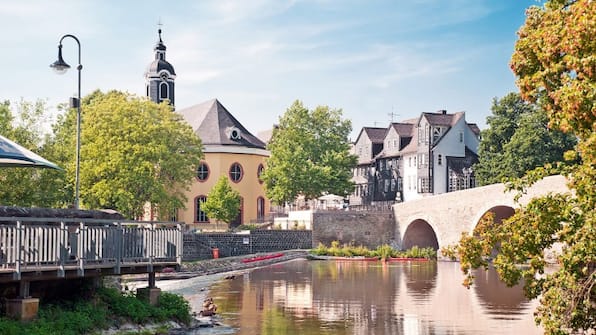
[160,72,168,81]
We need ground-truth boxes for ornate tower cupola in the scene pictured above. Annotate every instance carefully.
[145,28,176,107]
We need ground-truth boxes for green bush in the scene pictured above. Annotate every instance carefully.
[157,292,192,324]
[0,287,192,335]
[309,241,437,260]
[310,242,328,255]
[374,244,396,260]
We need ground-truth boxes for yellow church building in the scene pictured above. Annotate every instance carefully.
[177,99,270,230]
[145,29,269,230]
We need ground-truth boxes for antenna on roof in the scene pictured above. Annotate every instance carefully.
[388,106,400,123]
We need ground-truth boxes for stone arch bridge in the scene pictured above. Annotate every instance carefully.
[392,175,569,255]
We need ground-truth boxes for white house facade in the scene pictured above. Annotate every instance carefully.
[349,110,480,207]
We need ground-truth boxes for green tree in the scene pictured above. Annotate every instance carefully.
[262,100,357,205]
[453,1,595,334]
[54,90,203,218]
[202,176,241,225]
[0,99,67,207]
[474,92,576,185]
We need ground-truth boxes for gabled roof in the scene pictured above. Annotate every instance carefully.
[364,127,387,143]
[421,111,463,127]
[399,137,418,154]
[178,99,266,149]
[354,126,387,145]
[390,122,414,137]
[467,123,481,136]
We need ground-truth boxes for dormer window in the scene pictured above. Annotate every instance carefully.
[227,127,242,140]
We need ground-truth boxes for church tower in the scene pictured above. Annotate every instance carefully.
[145,29,176,107]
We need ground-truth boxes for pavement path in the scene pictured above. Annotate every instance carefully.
[158,249,309,280]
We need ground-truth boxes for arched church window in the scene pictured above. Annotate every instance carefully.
[160,82,168,100]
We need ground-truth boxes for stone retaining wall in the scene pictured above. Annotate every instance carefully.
[311,211,395,249]
[183,230,312,261]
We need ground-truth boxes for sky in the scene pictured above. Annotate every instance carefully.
[1,0,538,140]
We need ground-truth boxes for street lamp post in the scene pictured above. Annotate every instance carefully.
[50,34,82,209]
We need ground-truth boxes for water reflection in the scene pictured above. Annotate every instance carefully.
[473,267,530,319]
[172,260,541,335]
[403,261,437,299]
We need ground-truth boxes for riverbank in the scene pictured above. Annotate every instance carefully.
[118,250,309,333]
[145,249,310,281]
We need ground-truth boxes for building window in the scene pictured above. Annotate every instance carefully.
[257,164,265,184]
[449,168,475,192]
[229,163,243,183]
[159,82,168,100]
[195,196,208,222]
[257,197,265,221]
[418,177,431,193]
[432,127,442,143]
[459,132,464,143]
[196,162,209,181]
[438,154,442,165]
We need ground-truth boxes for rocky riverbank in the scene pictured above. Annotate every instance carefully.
[120,250,310,334]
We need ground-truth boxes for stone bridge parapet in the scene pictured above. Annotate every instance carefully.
[392,175,569,254]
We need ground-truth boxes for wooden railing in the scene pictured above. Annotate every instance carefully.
[0,217,182,281]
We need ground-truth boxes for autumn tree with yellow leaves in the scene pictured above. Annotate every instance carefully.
[451,1,595,334]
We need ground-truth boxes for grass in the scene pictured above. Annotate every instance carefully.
[0,287,192,335]
[310,241,437,260]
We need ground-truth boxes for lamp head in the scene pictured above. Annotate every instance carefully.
[50,44,70,75]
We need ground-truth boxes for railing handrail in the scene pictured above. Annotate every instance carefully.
[0,216,183,227]
[0,217,182,281]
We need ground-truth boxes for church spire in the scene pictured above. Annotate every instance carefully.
[145,27,176,107]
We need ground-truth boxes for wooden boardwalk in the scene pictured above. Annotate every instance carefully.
[0,216,182,283]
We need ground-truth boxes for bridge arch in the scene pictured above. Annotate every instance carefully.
[471,205,516,233]
[402,219,439,250]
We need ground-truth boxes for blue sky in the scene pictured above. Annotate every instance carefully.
[1,0,537,139]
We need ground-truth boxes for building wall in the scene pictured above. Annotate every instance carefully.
[311,211,395,250]
[179,151,269,229]
[384,127,401,156]
[402,152,421,202]
[433,119,465,194]
[354,134,374,164]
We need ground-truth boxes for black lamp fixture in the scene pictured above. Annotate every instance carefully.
[50,34,82,209]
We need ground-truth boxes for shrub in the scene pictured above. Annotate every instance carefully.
[236,224,259,231]
[310,242,328,255]
[0,287,192,335]
[375,244,396,260]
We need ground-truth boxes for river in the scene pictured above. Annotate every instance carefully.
[165,259,542,334]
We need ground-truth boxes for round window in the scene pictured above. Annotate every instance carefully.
[229,163,243,183]
[197,162,209,181]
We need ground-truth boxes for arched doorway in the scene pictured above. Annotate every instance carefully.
[402,219,439,250]
[230,197,244,228]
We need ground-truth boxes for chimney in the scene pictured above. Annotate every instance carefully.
[440,109,447,115]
